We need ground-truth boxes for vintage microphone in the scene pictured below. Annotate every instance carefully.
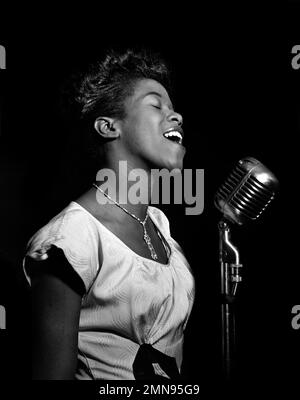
[214,157,279,380]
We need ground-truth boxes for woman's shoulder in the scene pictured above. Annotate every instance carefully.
[23,201,103,291]
[35,201,91,232]
[26,202,98,258]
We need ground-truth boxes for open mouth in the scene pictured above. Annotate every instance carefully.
[163,130,183,145]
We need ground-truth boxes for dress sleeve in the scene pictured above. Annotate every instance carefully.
[23,209,99,292]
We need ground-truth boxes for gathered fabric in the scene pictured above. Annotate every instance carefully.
[23,202,195,380]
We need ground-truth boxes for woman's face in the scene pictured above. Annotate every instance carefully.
[118,78,185,170]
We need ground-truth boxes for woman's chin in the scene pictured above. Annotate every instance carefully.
[147,146,186,171]
[164,150,186,171]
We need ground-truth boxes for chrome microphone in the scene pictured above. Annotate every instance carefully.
[214,157,279,225]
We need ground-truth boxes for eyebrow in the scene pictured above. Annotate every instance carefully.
[141,91,174,109]
[143,91,162,98]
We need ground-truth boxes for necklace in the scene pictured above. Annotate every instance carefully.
[93,183,158,260]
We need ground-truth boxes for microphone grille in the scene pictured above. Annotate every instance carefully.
[214,157,279,225]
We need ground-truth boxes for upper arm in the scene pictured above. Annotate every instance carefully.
[29,247,85,380]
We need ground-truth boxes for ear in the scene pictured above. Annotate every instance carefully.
[94,117,121,139]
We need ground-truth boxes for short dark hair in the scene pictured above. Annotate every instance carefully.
[76,48,172,123]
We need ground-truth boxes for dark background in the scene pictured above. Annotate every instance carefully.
[0,3,299,392]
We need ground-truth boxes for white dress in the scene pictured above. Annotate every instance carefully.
[23,202,195,380]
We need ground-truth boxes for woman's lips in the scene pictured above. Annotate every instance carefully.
[163,127,184,145]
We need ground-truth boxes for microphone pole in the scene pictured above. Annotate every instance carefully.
[218,219,242,381]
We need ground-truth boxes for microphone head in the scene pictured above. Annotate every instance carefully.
[214,157,279,225]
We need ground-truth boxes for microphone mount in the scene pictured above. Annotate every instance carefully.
[218,218,243,381]
[218,219,243,301]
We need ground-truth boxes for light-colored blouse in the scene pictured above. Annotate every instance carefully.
[23,202,195,380]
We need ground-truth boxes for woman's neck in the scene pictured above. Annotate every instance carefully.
[78,158,152,221]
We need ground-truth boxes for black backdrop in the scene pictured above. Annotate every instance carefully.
[0,3,299,393]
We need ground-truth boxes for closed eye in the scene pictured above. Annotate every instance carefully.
[152,105,161,109]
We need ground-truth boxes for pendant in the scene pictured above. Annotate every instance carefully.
[143,231,158,260]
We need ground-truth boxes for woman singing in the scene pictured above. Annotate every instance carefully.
[23,48,195,380]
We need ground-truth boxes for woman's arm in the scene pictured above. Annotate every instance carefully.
[29,247,85,380]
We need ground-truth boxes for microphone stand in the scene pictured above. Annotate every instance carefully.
[218,219,243,381]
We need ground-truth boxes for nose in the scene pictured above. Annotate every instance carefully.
[167,110,183,126]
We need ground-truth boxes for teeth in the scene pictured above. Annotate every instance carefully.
[163,130,183,144]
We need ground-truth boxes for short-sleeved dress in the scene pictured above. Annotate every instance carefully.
[23,201,195,380]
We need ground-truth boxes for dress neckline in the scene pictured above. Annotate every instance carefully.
[70,201,173,267]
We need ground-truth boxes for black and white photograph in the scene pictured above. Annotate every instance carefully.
[0,3,299,397]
